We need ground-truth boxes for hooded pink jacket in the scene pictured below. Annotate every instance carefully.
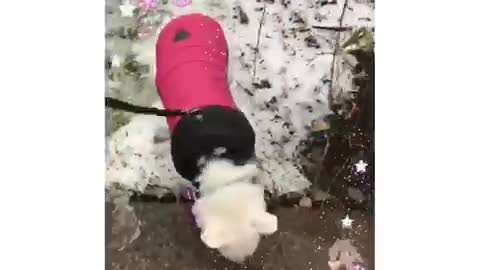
[155,14,237,131]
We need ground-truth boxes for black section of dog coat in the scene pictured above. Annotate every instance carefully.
[174,29,190,42]
[171,106,256,184]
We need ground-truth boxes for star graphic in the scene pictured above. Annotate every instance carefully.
[111,55,122,68]
[175,0,192,7]
[354,160,368,173]
[119,2,136,17]
[139,0,158,10]
[341,215,354,229]
[352,262,366,270]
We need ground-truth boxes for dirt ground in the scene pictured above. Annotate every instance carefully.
[108,201,374,270]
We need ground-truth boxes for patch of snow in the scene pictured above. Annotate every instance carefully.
[106,0,374,196]
[106,101,191,196]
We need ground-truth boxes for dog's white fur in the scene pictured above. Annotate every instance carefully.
[192,159,278,263]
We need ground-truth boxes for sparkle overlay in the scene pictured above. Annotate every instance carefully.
[175,0,192,8]
[354,160,368,173]
[352,262,366,270]
[138,0,158,10]
[341,215,354,229]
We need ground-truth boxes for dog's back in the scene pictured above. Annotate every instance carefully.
[155,14,235,130]
[155,15,256,183]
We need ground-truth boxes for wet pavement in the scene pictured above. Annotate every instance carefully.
[108,201,374,270]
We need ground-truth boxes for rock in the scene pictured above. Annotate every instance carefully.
[299,196,312,208]
[312,189,333,201]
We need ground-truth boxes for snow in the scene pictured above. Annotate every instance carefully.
[106,101,193,197]
[105,0,375,197]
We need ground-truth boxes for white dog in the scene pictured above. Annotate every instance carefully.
[191,159,278,262]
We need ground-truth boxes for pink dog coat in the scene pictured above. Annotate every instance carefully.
[155,14,236,131]
[155,14,255,182]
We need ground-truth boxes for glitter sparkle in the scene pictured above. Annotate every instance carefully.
[175,0,192,7]
[354,160,368,173]
[139,0,158,10]
[352,262,366,270]
[341,215,354,229]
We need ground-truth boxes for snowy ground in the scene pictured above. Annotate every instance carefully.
[105,0,375,197]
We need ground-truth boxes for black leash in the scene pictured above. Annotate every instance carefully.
[105,97,188,117]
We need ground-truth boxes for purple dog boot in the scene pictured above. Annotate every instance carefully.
[180,186,197,202]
